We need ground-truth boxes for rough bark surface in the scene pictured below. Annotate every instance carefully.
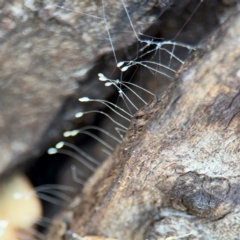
[46,9,240,240]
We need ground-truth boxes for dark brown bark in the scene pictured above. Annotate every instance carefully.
[47,9,240,240]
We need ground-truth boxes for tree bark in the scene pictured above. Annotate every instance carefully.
[47,9,240,240]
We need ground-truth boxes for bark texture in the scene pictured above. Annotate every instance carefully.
[47,9,240,240]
